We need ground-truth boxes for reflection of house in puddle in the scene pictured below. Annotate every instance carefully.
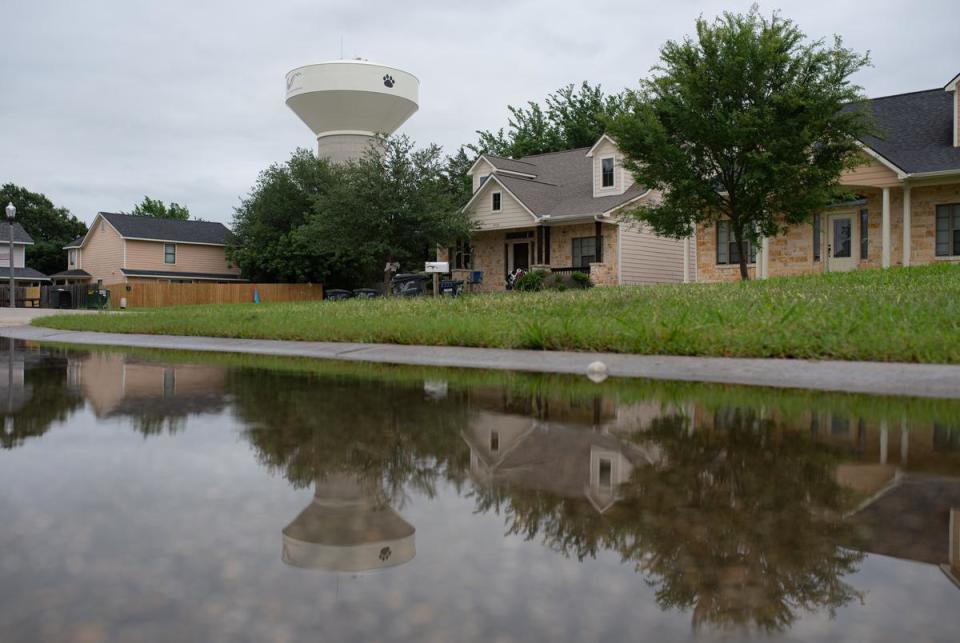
[696,404,960,588]
[462,404,664,513]
[66,352,228,420]
[282,473,415,572]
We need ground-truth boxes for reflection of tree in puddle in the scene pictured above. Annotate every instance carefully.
[0,339,82,450]
[470,407,866,633]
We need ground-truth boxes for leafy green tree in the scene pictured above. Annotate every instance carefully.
[301,136,473,288]
[131,196,191,220]
[230,149,338,283]
[472,81,625,157]
[232,138,472,288]
[607,9,874,279]
[0,183,87,276]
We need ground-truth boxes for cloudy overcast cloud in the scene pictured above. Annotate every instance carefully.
[2,0,958,226]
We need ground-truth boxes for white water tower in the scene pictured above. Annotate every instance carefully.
[285,60,420,163]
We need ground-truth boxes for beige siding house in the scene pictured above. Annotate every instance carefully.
[695,73,960,282]
[52,212,243,285]
[446,134,691,291]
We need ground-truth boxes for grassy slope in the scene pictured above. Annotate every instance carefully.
[34,263,960,363]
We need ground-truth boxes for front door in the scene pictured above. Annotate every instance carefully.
[511,242,530,272]
[827,213,857,272]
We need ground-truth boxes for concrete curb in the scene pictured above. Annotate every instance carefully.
[3,324,960,399]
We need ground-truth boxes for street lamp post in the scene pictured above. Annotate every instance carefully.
[5,203,15,309]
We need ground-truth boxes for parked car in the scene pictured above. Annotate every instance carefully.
[325,289,353,301]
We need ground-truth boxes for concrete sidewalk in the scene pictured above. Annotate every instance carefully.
[3,323,960,399]
[0,308,97,327]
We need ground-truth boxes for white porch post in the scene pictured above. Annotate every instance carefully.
[760,236,770,280]
[881,187,891,268]
[682,235,690,283]
[902,184,912,267]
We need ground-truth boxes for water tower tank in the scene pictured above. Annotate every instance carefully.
[285,60,420,163]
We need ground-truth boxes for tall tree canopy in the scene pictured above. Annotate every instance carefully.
[231,137,472,288]
[0,183,87,275]
[607,9,874,279]
[472,81,625,157]
[131,196,191,220]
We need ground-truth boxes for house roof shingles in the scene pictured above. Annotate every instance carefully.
[0,267,49,281]
[100,212,235,245]
[483,147,647,220]
[853,87,960,174]
[0,222,35,244]
[120,268,245,281]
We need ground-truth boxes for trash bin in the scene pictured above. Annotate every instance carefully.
[352,288,380,299]
[325,289,353,301]
[469,271,484,285]
[84,288,110,310]
[54,288,72,309]
[439,280,464,297]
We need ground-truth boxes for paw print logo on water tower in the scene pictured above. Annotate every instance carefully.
[382,74,395,88]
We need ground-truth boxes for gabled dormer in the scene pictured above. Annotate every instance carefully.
[466,154,539,193]
[946,72,960,147]
[585,134,634,198]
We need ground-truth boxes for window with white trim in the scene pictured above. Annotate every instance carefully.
[69,249,77,266]
[936,204,960,257]
[716,221,756,265]
[164,243,176,264]
[601,158,615,188]
[491,192,502,212]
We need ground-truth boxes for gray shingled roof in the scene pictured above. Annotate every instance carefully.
[0,222,35,244]
[100,213,235,245]
[855,88,960,174]
[121,268,245,281]
[0,267,49,281]
[64,235,85,248]
[483,147,647,220]
[48,269,91,278]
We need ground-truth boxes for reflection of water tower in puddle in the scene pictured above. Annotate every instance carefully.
[285,60,420,164]
[282,473,415,572]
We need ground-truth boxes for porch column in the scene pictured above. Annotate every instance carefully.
[881,187,891,268]
[759,236,770,280]
[543,226,551,264]
[682,235,691,283]
[902,184,912,267]
[536,226,544,264]
[595,221,603,263]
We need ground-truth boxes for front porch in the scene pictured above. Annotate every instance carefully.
[443,221,619,292]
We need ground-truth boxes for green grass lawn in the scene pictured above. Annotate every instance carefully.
[33,263,960,363]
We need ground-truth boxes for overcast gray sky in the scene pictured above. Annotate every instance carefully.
[3,0,958,227]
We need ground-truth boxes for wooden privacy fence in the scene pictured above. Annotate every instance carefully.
[105,282,324,308]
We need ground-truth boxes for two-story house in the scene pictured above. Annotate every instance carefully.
[50,212,243,285]
[0,221,51,286]
[695,72,960,281]
[447,134,692,291]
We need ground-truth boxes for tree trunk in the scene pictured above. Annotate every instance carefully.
[733,225,750,281]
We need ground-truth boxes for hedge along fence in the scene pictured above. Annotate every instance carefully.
[105,282,324,308]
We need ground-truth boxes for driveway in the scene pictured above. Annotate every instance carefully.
[0,308,96,327]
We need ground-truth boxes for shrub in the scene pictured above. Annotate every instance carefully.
[546,274,567,291]
[571,271,593,288]
[514,270,546,292]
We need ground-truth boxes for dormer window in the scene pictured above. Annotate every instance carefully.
[601,158,615,188]
[476,174,489,192]
[492,192,502,212]
[68,249,77,266]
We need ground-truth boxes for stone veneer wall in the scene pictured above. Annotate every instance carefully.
[695,183,960,282]
[439,222,620,292]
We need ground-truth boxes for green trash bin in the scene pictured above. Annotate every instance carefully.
[84,287,110,310]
